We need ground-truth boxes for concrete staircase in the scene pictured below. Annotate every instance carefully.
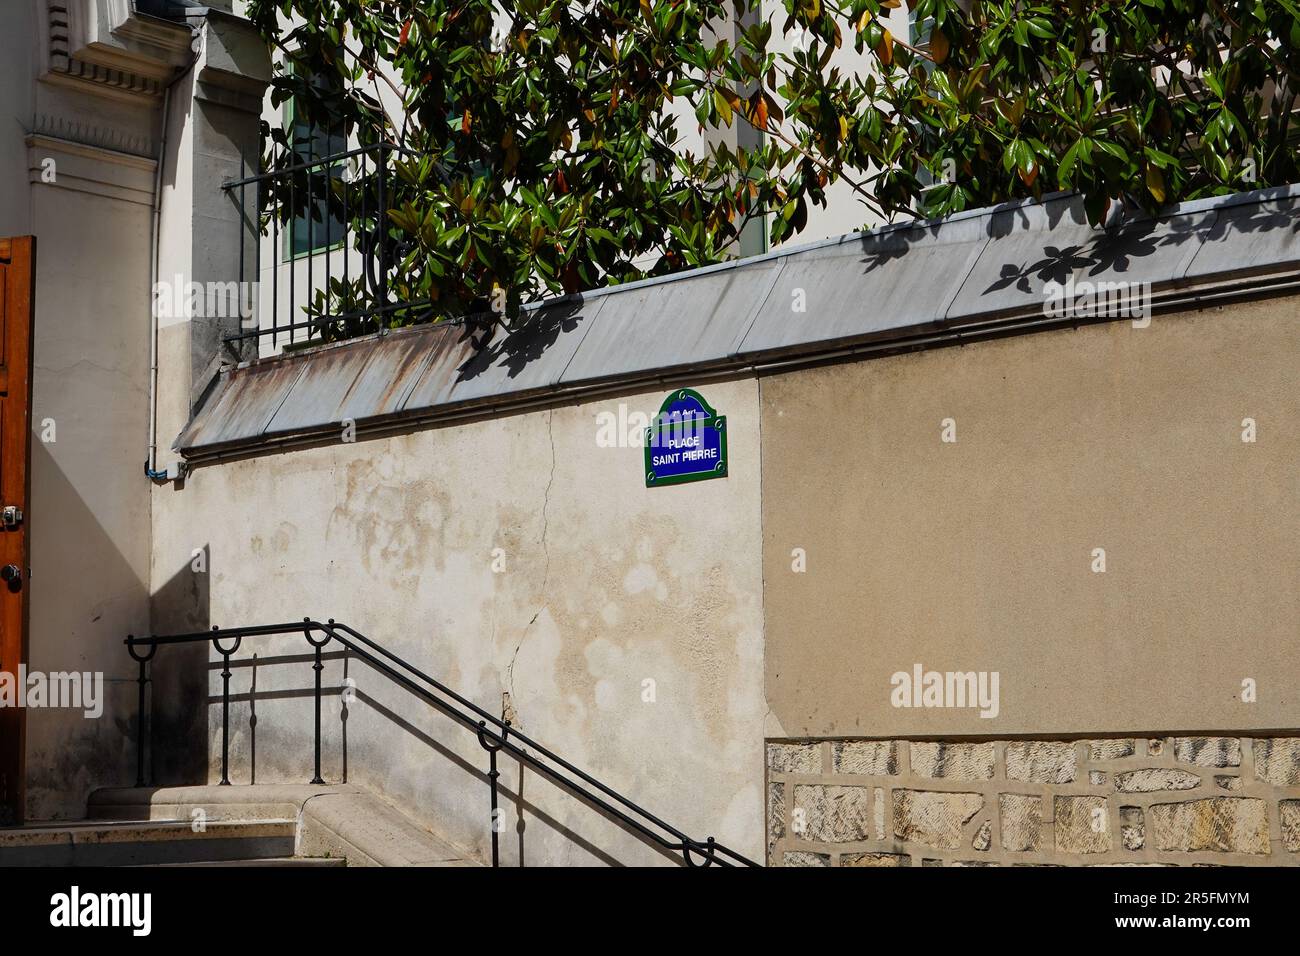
[0,819,338,866]
[0,784,479,867]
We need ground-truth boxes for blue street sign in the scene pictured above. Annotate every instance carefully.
[644,388,728,487]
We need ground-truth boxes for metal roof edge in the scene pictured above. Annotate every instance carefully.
[179,267,1300,463]
[515,184,1300,312]
[177,183,1300,459]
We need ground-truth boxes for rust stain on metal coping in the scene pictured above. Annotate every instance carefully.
[175,183,1300,457]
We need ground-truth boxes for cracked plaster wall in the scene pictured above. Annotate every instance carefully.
[148,378,766,865]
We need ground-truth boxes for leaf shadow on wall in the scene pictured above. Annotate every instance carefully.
[351,683,687,866]
[147,543,210,787]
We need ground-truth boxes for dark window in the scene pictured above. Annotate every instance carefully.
[285,66,347,259]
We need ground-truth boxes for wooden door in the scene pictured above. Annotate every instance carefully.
[0,237,35,825]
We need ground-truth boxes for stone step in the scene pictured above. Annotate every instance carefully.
[0,819,299,867]
[144,856,347,867]
[90,785,482,866]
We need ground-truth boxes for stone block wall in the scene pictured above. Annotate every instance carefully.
[767,736,1300,866]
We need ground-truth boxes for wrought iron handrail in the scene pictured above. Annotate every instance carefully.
[125,619,759,867]
[222,141,436,349]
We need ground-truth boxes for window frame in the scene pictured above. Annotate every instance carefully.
[280,61,349,263]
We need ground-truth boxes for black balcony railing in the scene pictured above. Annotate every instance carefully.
[125,619,759,868]
[223,142,436,351]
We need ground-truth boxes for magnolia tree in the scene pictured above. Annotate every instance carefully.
[245,0,1300,335]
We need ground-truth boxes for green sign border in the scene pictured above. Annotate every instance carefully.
[644,388,728,487]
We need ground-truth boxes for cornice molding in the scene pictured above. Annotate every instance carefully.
[47,55,165,98]
[107,1,198,64]
[41,0,196,102]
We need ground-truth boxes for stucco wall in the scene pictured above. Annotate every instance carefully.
[761,302,1299,739]
[23,161,155,818]
[149,378,766,864]
[1,6,160,818]
[144,299,1299,864]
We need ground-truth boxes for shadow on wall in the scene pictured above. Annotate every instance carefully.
[146,621,693,864]
[24,437,149,818]
[147,540,209,786]
[350,683,670,867]
[220,645,350,786]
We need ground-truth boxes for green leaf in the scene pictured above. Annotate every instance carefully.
[1058,140,1084,185]
[713,88,734,127]
[1145,164,1166,203]
[255,0,1294,339]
